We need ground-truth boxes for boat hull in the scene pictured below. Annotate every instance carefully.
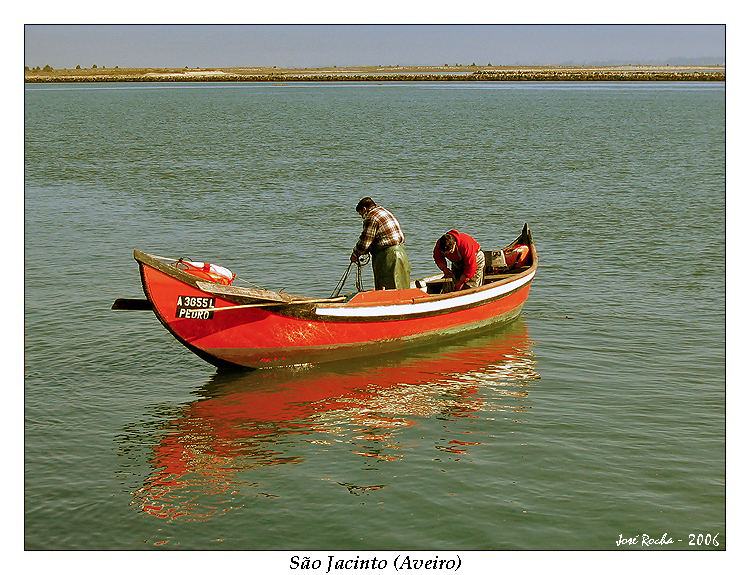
[139,267,532,368]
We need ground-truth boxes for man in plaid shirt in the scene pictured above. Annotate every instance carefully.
[351,197,411,290]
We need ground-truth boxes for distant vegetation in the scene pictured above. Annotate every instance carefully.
[24,64,726,83]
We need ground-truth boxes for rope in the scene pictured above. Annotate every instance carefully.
[330,263,354,298]
[331,254,370,298]
[233,276,266,290]
[149,254,182,262]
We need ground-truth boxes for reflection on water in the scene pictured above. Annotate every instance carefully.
[126,321,539,521]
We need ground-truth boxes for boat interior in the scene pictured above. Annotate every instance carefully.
[414,244,533,295]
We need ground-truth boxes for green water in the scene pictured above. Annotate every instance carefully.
[24,82,725,553]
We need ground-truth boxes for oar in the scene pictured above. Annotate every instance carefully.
[111,298,153,311]
[184,296,347,314]
[112,295,345,313]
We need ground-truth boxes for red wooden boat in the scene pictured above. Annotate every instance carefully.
[115,224,537,368]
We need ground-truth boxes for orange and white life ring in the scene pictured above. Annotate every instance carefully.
[174,260,236,285]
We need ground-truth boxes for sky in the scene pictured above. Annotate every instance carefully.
[24,24,726,70]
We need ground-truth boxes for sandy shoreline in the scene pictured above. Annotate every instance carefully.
[25,64,725,83]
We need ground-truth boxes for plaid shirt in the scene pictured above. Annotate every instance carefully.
[352,206,405,257]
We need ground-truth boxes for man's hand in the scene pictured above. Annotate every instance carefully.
[350,253,359,263]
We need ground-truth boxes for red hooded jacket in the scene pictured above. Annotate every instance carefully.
[433,230,481,285]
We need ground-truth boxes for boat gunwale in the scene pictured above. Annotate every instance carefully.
[321,263,536,310]
[350,267,533,302]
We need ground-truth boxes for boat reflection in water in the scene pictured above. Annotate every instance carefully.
[132,321,539,521]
